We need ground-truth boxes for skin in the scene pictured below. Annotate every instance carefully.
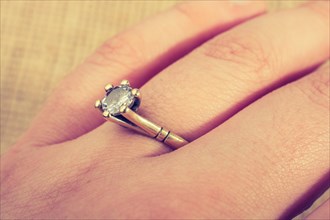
[307,200,330,220]
[1,1,329,219]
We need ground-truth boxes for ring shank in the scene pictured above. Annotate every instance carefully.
[163,132,189,149]
[121,107,188,149]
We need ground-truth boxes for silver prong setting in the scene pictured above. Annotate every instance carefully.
[104,83,113,92]
[103,111,110,118]
[119,105,128,114]
[97,80,139,117]
[120,79,130,86]
[95,100,102,109]
[131,88,140,98]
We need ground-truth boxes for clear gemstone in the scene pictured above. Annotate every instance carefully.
[101,85,134,115]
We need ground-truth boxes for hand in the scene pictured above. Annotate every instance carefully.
[1,1,329,219]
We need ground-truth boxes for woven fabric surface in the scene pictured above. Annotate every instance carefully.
[1,1,328,219]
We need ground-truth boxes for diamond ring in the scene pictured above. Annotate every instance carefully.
[95,80,188,149]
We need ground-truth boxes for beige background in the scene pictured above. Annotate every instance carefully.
[1,0,328,218]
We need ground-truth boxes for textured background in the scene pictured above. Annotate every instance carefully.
[1,1,328,218]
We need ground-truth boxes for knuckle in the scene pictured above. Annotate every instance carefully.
[296,63,329,109]
[308,64,330,108]
[201,33,274,82]
[311,65,329,95]
[88,33,146,69]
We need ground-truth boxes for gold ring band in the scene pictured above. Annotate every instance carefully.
[95,80,188,149]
